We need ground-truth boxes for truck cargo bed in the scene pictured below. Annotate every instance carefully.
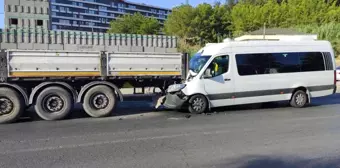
[2,50,185,80]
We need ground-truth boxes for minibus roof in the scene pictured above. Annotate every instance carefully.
[199,40,332,56]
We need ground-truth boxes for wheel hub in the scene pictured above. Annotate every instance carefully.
[192,98,204,112]
[92,94,109,109]
[44,96,64,112]
[0,98,13,115]
[296,93,305,105]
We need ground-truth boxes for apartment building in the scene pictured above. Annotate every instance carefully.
[5,0,171,32]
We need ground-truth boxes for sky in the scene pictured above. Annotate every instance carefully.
[0,0,221,28]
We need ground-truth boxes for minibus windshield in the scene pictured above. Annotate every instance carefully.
[189,53,211,74]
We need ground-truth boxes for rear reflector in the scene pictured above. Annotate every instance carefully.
[334,70,337,85]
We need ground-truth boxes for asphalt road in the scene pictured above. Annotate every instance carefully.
[2,94,340,168]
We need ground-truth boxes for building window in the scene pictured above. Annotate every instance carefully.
[79,15,83,19]
[129,5,136,9]
[7,5,11,12]
[73,14,77,18]
[99,6,107,10]
[79,3,83,7]
[159,10,165,14]
[60,19,70,24]
[22,19,25,26]
[89,10,95,14]
[21,6,24,13]
[52,5,57,10]
[151,9,157,13]
[72,2,77,6]
[36,20,43,26]
[40,7,43,14]
[10,18,18,25]
[99,12,107,16]
[60,6,65,12]
[14,5,18,12]
[46,7,49,14]
[52,25,57,29]
[27,6,30,13]
[111,2,116,7]
[110,13,115,17]
[118,3,124,8]
[159,15,166,19]
[73,21,77,25]
[34,7,37,14]
[51,0,56,2]
[118,9,125,13]
[52,12,57,16]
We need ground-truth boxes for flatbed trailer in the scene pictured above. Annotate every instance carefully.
[0,49,189,123]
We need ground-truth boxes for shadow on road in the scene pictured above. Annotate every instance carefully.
[18,94,162,123]
[209,155,340,168]
[210,93,340,113]
[16,94,340,123]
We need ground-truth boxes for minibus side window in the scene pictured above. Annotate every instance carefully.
[207,55,229,77]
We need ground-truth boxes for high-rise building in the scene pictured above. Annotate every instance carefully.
[5,0,171,32]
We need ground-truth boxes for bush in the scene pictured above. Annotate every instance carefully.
[295,22,340,56]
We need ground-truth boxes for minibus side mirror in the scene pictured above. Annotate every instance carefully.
[202,68,213,79]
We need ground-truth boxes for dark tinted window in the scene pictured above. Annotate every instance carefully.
[300,52,325,71]
[271,53,300,73]
[236,52,325,76]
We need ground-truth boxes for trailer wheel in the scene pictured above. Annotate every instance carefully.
[290,90,308,108]
[0,88,24,124]
[82,85,117,118]
[34,87,73,121]
[188,94,208,114]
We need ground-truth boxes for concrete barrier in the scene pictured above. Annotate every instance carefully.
[0,28,178,53]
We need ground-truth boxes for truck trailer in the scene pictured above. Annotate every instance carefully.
[0,50,189,123]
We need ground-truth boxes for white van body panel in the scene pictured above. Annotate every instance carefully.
[169,40,336,110]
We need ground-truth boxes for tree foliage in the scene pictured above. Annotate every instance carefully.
[107,13,160,34]
[164,0,340,54]
[164,3,232,44]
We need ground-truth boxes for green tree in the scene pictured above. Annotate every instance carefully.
[107,13,160,34]
[164,5,196,38]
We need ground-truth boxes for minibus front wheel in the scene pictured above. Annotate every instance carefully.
[188,94,208,114]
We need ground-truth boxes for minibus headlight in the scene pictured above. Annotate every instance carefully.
[167,84,186,93]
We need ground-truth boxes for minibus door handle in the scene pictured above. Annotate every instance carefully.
[224,78,231,81]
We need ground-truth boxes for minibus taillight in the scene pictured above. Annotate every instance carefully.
[334,70,337,85]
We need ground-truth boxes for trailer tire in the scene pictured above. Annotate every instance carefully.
[34,87,73,121]
[188,94,208,114]
[82,85,117,118]
[0,88,24,124]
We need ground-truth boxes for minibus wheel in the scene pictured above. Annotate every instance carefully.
[290,90,308,108]
[188,95,208,114]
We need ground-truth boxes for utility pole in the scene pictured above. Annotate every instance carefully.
[263,22,266,40]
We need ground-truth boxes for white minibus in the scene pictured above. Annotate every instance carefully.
[163,39,337,113]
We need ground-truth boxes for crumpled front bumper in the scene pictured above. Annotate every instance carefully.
[163,92,188,109]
